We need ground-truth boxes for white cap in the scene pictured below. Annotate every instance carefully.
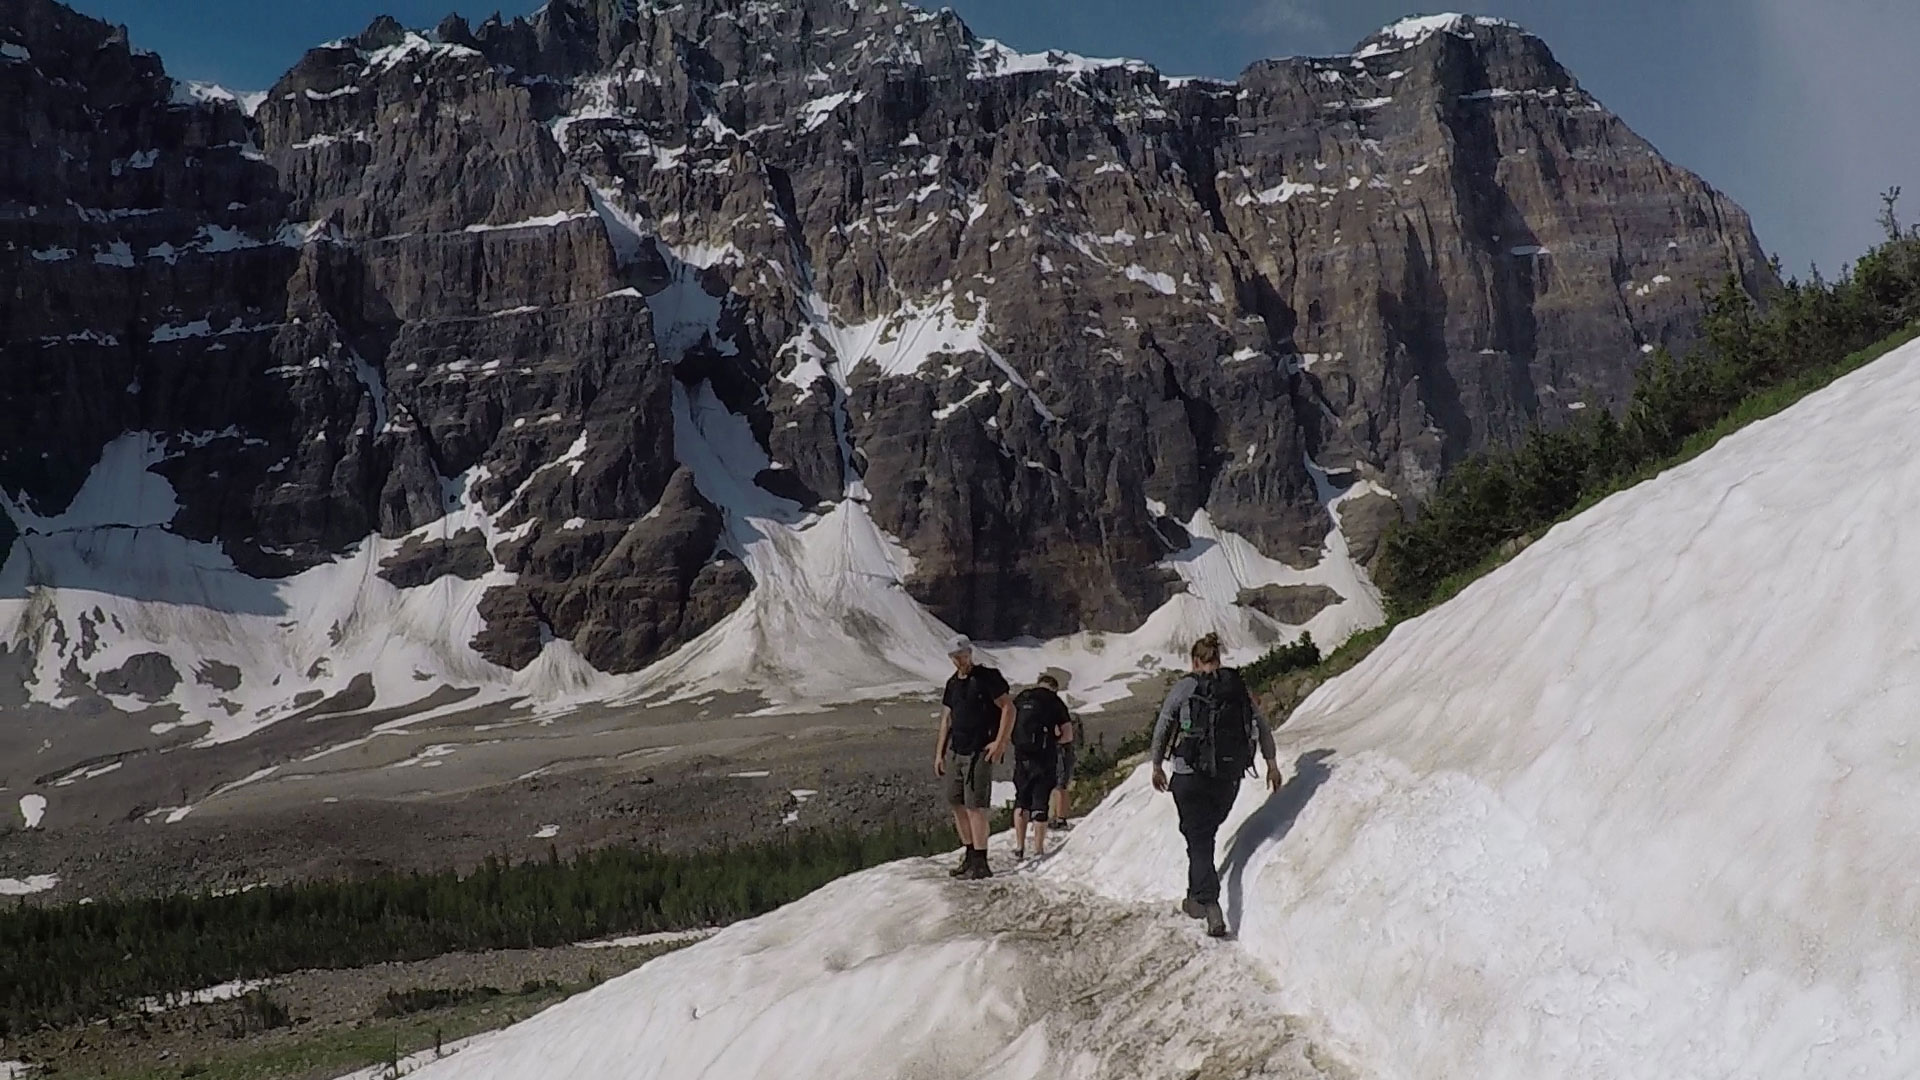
[947,634,973,656]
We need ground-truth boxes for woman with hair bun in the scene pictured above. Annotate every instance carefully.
[1149,633,1282,937]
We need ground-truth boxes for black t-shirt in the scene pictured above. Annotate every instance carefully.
[942,665,1011,755]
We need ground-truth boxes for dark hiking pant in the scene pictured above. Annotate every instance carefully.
[1171,771,1240,905]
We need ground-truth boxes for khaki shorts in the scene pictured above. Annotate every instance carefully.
[944,750,993,809]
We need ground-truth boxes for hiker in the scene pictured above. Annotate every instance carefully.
[934,635,1014,879]
[1010,674,1072,861]
[1150,632,1282,937]
[1049,687,1084,830]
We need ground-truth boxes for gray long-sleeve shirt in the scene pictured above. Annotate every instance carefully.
[1150,674,1277,775]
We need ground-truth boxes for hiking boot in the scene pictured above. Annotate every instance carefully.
[1053,819,1074,832]
[949,849,975,878]
[1203,902,1228,938]
[1012,849,1026,863]
[1180,898,1207,920]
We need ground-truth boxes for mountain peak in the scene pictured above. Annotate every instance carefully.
[1353,13,1530,57]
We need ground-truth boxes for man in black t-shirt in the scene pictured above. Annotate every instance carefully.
[934,634,1013,880]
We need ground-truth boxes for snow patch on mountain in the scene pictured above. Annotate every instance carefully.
[635,381,957,706]
[0,431,618,743]
[171,80,268,116]
[970,39,1153,81]
[1355,14,1526,58]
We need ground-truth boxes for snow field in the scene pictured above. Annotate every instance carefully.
[349,338,1920,1079]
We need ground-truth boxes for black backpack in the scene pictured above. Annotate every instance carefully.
[1012,688,1062,756]
[1177,668,1256,777]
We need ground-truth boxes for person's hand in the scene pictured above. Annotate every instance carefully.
[1265,760,1283,793]
[1152,765,1169,792]
[934,754,946,777]
[986,740,1008,764]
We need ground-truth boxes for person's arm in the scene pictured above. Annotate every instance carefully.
[1252,700,1282,791]
[934,706,951,776]
[1150,679,1191,791]
[986,693,1015,762]
[1151,680,1190,766]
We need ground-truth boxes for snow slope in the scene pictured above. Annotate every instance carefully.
[0,433,618,744]
[353,336,1920,1079]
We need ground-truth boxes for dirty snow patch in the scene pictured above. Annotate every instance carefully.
[138,979,274,1014]
[576,928,719,950]
[0,875,57,896]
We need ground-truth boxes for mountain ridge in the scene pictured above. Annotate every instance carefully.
[0,0,1768,733]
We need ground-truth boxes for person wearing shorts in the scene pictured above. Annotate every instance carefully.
[934,636,1012,880]
[1011,674,1070,860]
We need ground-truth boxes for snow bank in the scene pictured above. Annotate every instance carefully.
[374,338,1920,1080]
[1069,336,1920,1078]
[335,860,1346,1080]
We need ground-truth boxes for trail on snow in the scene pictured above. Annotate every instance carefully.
[947,869,1360,1080]
[354,840,1360,1080]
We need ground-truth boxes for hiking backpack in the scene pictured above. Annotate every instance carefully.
[1177,668,1256,777]
[1012,688,1062,756]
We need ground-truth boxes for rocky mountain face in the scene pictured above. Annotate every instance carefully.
[0,0,1769,703]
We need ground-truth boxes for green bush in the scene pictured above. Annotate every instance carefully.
[1241,633,1321,686]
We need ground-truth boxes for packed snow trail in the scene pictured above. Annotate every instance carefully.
[372,845,1357,1080]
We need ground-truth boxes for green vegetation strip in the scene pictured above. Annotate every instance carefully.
[1376,212,1920,619]
[0,825,948,1037]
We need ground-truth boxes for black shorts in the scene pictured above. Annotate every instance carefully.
[1056,743,1077,789]
[1012,755,1056,819]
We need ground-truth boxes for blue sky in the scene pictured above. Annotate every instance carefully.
[86,0,1918,277]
